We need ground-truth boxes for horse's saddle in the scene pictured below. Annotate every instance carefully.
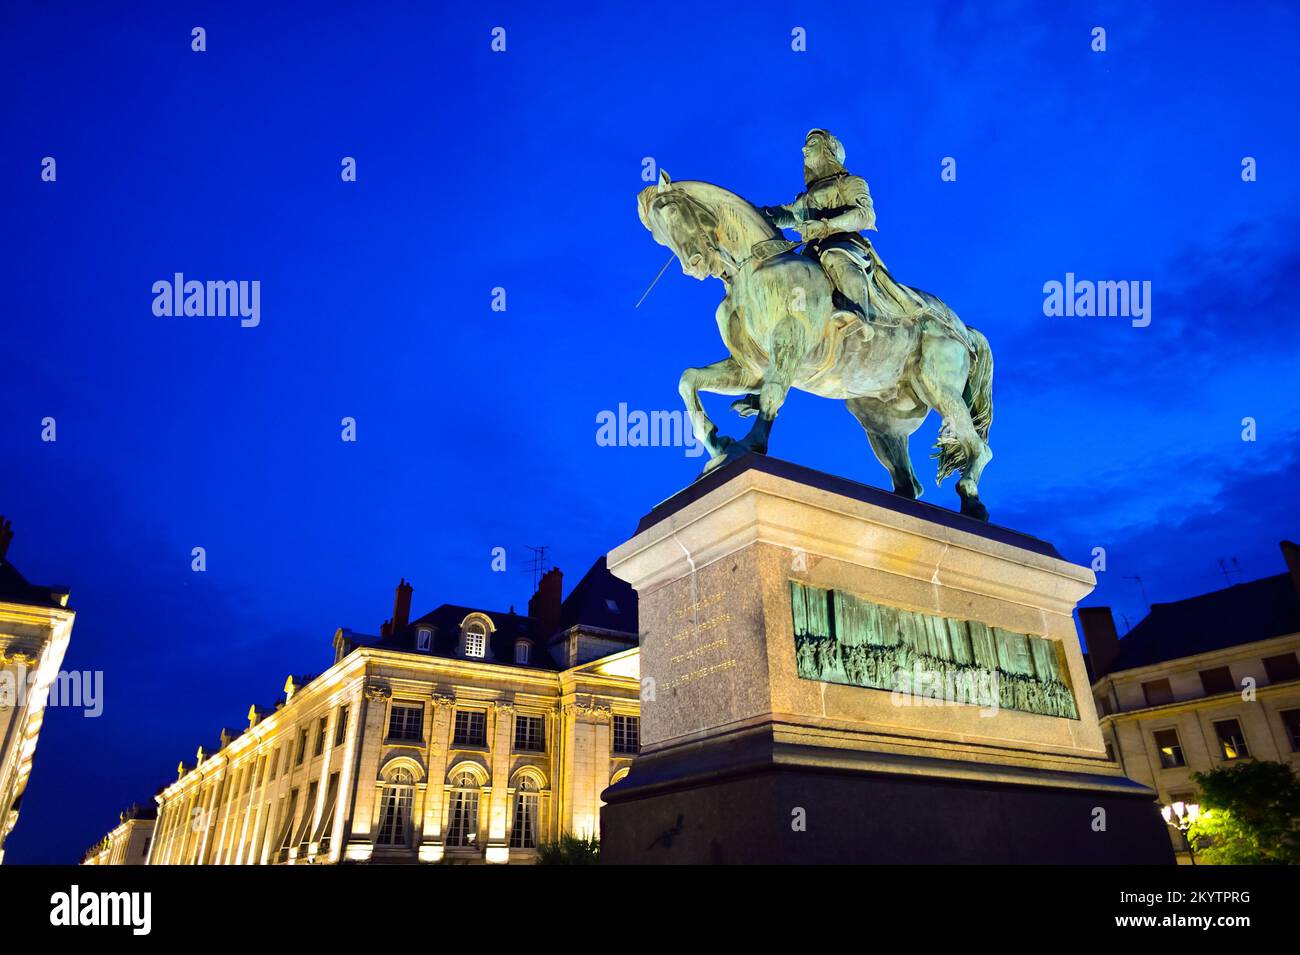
[741,237,974,372]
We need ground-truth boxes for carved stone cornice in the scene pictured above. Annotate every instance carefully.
[0,639,40,666]
[563,696,613,722]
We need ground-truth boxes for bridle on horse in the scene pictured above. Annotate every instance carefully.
[651,191,799,279]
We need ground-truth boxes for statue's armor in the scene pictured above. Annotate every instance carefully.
[767,172,924,328]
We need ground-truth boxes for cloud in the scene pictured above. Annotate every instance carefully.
[999,216,1300,395]
[999,429,1300,632]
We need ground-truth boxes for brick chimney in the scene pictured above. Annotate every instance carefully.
[1078,606,1121,678]
[393,578,413,632]
[1281,540,1300,597]
[528,567,564,638]
[0,516,12,560]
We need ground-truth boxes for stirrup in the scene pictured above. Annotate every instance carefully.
[833,307,873,339]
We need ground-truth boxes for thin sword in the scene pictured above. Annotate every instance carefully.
[634,253,676,308]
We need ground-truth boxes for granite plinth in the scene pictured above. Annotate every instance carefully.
[601,455,1173,864]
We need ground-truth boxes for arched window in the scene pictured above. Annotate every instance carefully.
[376,768,415,847]
[445,772,480,847]
[514,640,530,664]
[509,776,540,849]
[416,627,432,652]
[464,621,487,658]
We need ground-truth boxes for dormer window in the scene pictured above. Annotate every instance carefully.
[515,640,531,665]
[457,613,494,659]
[416,628,432,652]
[465,621,487,658]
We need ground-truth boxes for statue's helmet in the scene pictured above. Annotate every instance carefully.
[804,128,846,165]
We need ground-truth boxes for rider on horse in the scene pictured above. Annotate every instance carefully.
[761,129,969,349]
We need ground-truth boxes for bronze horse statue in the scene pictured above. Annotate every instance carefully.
[638,172,994,520]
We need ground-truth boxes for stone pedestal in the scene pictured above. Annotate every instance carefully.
[600,455,1173,864]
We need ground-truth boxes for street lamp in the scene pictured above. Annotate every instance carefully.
[1160,800,1202,865]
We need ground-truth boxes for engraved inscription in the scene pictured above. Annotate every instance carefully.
[671,612,732,642]
[663,589,736,691]
[670,637,729,664]
[670,591,725,621]
[663,659,737,691]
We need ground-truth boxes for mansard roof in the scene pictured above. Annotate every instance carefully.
[392,603,555,668]
[346,556,638,669]
[1111,572,1300,672]
[556,556,637,637]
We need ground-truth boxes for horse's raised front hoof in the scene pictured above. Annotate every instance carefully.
[730,394,761,418]
[959,495,989,522]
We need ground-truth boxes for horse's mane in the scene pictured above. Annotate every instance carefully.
[673,180,782,251]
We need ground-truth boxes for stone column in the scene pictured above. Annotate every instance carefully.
[484,701,514,863]
[556,703,576,836]
[197,768,227,865]
[559,698,610,840]
[213,764,242,864]
[326,685,364,862]
[245,753,274,865]
[174,788,197,865]
[418,692,455,861]
[148,802,169,865]
[233,752,264,865]
[342,680,390,860]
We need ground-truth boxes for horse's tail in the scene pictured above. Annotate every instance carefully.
[964,327,994,442]
[934,326,994,483]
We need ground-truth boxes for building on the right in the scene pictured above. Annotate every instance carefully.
[1081,540,1300,863]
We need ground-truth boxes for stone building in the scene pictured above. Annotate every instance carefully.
[82,804,156,866]
[136,558,640,865]
[0,517,75,864]
[1082,540,1300,862]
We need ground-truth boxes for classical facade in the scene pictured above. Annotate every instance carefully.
[1082,540,1300,862]
[82,805,156,866]
[0,517,75,864]
[118,558,639,865]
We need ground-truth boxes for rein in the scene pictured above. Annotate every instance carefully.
[654,190,796,280]
[732,237,801,275]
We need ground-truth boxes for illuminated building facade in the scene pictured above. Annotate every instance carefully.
[0,517,74,865]
[82,805,156,866]
[1082,541,1300,863]
[132,559,640,864]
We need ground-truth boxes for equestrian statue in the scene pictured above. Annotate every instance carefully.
[637,128,994,521]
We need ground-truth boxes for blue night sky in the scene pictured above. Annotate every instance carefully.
[2,2,1297,862]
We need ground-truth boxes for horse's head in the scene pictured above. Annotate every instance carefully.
[637,171,723,280]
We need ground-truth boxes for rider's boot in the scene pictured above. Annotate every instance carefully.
[830,291,867,327]
[825,256,874,339]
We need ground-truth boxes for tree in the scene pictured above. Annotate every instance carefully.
[536,832,600,865]
[1187,760,1300,865]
